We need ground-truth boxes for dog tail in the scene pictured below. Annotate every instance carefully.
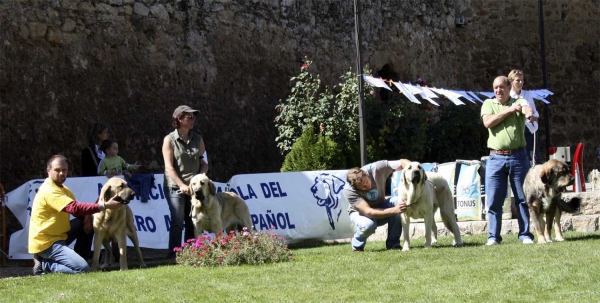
[557,197,581,213]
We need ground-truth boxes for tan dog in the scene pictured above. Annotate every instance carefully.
[189,174,253,237]
[588,169,600,191]
[92,178,146,271]
[398,162,463,251]
[524,159,581,244]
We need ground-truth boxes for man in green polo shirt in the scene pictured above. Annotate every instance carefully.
[481,76,536,246]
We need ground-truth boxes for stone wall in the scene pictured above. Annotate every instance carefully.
[0,0,598,191]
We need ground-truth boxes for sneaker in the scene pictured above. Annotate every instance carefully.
[485,240,498,246]
[352,247,364,252]
[522,238,534,245]
[32,254,44,276]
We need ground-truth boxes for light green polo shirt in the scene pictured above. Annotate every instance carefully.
[480,97,528,150]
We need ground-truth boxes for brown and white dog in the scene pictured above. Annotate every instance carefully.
[523,159,581,244]
[189,174,253,237]
[398,162,463,250]
[92,178,146,271]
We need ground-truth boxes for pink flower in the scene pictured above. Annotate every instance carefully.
[217,231,222,236]
[301,63,310,70]
[243,231,250,237]
[370,90,375,95]
[242,227,248,231]
[221,240,228,246]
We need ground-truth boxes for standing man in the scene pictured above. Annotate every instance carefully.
[344,159,409,251]
[481,76,535,246]
[28,155,123,275]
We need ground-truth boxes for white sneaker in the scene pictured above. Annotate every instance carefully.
[485,240,498,246]
[522,238,534,244]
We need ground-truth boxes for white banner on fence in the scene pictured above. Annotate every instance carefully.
[6,171,354,259]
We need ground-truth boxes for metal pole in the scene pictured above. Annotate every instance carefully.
[539,0,550,159]
[354,0,367,166]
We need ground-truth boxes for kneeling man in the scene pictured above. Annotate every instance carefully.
[28,155,123,275]
[344,159,409,251]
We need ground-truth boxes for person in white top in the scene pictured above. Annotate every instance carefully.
[509,69,541,165]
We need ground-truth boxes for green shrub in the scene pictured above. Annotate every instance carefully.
[175,228,293,267]
[281,127,348,172]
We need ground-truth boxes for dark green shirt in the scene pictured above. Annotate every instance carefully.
[164,130,202,189]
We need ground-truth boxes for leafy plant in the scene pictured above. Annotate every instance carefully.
[275,58,331,154]
[275,58,373,161]
[175,228,293,267]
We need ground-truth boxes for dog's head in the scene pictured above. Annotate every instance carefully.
[401,162,427,186]
[100,177,135,205]
[310,174,344,208]
[540,159,574,192]
[189,173,216,209]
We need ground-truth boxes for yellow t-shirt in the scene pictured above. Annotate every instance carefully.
[28,178,76,254]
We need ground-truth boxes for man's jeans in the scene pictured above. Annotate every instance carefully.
[486,149,534,243]
[36,217,91,274]
[164,186,196,259]
[349,196,402,250]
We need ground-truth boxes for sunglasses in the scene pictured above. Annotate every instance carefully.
[183,115,196,120]
[511,69,523,74]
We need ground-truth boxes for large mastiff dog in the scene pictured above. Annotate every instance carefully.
[189,174,253,237]
[524,159,581,244]
[92,178,146,271]
[398,162,463,250]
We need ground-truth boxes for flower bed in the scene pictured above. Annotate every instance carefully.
[175,227,293,267]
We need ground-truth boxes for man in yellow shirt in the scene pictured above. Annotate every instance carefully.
[28,155,122,275]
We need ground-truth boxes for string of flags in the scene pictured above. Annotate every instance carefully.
[363,75,553,107]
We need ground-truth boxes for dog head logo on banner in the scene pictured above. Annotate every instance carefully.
[310,173,345,230]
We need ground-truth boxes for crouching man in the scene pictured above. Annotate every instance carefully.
[343,159,409,251]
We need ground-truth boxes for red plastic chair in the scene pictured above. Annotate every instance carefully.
[572,143,586,192]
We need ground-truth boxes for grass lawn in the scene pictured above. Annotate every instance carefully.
[2,232,600,303]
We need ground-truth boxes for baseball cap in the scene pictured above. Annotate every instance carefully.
[172,105,199,118]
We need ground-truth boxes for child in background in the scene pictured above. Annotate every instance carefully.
[97,138,141,178]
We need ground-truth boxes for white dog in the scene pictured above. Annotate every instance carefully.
[588,169,600,191]
[398,162,463,250]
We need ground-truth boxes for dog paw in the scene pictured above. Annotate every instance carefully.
[536,239,548,244]
[452,240,463,247]
[554,237,565,242]
[402,245,411,251]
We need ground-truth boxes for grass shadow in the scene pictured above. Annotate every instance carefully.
[564,233,600,242]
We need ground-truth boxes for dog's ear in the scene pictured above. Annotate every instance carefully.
[400,169,406,186]
[421,166,428,184]
[100,182,112,202]
[540,162,554,184]
[208,179,216,196]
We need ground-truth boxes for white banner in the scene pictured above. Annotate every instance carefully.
[6,171,354,259]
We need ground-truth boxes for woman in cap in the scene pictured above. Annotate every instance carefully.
[162,105,208,262]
